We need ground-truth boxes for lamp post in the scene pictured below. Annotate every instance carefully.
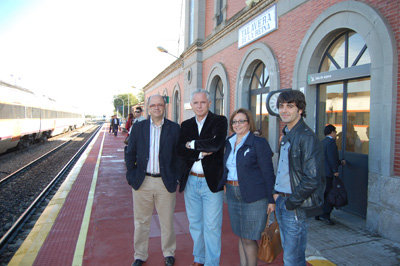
[157,46,180,59]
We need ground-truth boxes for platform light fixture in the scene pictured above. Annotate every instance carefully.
[157,46,179,60]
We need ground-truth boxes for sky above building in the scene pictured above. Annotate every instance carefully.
[0,0,184,116]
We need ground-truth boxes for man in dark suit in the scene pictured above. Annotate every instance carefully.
[177,88,227,266]
[316,124,344,225]
[111,115,120,136]
[125,95,180,266]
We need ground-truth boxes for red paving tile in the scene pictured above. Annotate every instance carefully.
[31,126,294,265]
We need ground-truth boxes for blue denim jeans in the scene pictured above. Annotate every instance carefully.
[275,195,307,266]
[184,175,223,266]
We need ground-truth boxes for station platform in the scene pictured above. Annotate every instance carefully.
[8,124,327,266]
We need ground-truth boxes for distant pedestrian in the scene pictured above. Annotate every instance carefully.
[125,95,181,266]
[218,108,275,266]
[111,115,120,136]
[125,113,134,133]
[315,124,345,225]
[273,90,324,266]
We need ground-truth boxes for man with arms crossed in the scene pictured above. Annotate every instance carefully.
[178,88,228,266]
[125,95,180,266]
[273,90,324,266]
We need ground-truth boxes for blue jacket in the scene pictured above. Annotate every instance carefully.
[219,132,275,203]
[125,118,181,193]
[322,136,340,178]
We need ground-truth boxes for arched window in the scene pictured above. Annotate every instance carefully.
[173,89,180,123]
[249,61,270,139]
[214,77,224,116]
[316,30,371,217]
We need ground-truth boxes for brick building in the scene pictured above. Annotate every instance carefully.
[143,0,399,242]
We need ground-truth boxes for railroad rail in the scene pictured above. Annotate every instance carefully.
[0,125,102,254]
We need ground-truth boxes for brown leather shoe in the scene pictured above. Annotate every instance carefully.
[190,263,204,266]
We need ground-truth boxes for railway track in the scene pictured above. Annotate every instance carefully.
[0,124,102,261]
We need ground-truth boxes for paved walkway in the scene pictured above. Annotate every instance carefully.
[7,124,400,266]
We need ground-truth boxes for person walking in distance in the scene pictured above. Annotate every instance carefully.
[315,124,345,225]
[125,95,181,266]
[177,88,228,266]
[273,90,325,266]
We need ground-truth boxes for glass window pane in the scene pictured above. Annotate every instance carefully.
[346,78,370,154]
[214,78,224,116]
[329,34,345,69]
[174,91,180,123]
[251,63,263,90]
[348,32,370,66]
[318,82,343,149]
[261,93,269,139]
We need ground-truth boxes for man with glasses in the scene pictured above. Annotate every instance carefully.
[133,107,145,123]
[177,88,227,266]
[125,95,181,266]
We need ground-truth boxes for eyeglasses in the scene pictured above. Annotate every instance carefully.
[231,119,248,125]
[149,104,165,109]
[135,110,141,113]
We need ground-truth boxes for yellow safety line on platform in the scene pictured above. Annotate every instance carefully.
[8,127,103,266]
[72,129,106,266]
[307,256,336,266]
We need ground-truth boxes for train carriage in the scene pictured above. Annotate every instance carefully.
[0,81,84,154]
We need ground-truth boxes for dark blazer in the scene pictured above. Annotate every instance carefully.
[322,136,340,178]
[219,132,275,203]
[177,111,228,193]
[125,118,181,193]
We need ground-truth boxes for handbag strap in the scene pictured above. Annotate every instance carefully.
[264,211,277,230]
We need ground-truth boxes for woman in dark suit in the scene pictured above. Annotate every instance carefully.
[219,108,275,266]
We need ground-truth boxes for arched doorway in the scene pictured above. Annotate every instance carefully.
[315,30,371,217]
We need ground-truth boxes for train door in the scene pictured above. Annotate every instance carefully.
[315,31,371,218]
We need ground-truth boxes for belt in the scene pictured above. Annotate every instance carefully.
[146,172,161,177]
[190,171,205,178]
[227,180,239,186]
[278,192,291,197]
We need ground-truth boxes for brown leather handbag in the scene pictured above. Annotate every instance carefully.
[257,211,282,263]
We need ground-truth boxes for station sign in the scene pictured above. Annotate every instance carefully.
[308,64,371,85]
[238,4,277,49]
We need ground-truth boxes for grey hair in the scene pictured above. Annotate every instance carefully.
[190,88,211,102]
[147,94,166,108]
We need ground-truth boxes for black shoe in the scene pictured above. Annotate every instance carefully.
[315,216,320,221]
[320,216,335,225]
[132,259,145,266]
[165,256,175,266]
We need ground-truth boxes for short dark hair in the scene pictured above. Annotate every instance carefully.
[136,107,142,112]
[277,90,307,117]
[324,124,336,136]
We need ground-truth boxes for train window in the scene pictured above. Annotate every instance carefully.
[33,108,41,118]
[26,107,33,118]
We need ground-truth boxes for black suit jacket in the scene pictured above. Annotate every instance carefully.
[125,118,181,193]
[177,111,228,192]
[322,136,340,178]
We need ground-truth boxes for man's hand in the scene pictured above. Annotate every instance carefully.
[273,194,279,201]
[201,152,213,157]
[185,141,192,149]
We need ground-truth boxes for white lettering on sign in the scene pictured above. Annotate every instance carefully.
[238,4,277,49]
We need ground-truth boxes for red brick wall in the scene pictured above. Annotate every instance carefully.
[205,0,214,38]
[203,0,400,174]
[226,0,246,21]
